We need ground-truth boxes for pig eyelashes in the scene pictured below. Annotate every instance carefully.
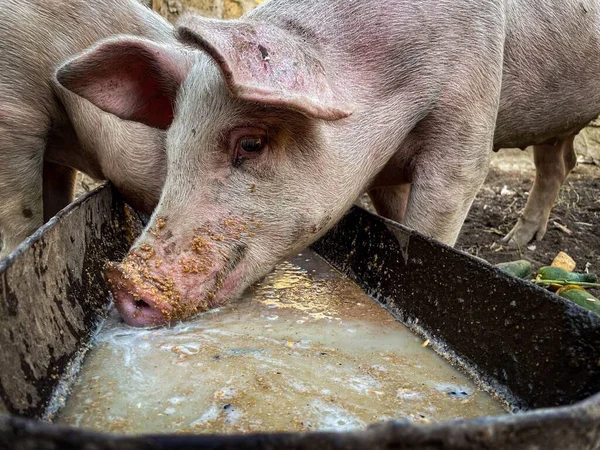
[238,136,267,154]
[229,127,269,166]
[233,136,268,167]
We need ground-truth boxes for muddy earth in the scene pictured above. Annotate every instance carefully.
[456,150,599,273]
[142,0,261,21]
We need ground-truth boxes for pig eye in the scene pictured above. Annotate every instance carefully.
[234,135,268,162]
[239,137,265,153]
[230,128,268,165]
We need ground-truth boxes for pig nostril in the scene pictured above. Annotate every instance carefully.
[134,299,152,310]
[113,289,169,327]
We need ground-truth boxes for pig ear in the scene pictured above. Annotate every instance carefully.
[176,16,353,121]
[56,37,191,130]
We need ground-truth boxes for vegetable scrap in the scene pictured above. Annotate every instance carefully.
[494,251,599,316]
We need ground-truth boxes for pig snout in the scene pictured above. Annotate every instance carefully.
[104,218,249,327]
[113,292,163,328]
[104,249,215,327]
[104,262,177,327]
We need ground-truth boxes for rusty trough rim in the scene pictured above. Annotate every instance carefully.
[1,185,599,449]
[1,391,599,449]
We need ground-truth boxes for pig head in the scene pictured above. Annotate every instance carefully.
[58,16,400,327]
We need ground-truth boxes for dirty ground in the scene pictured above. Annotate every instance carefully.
[455,150,599,272]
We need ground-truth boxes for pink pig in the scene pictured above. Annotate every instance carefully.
[59,0,600,326]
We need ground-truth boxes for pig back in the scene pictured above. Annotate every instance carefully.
[495,0,600,149]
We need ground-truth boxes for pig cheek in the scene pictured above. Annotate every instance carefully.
[282,210,330,248]
[274,212,334,259]
[314,213,334,235]
[213,268,245,304]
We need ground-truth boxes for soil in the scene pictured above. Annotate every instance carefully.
[358,149,599,279]
[455,149,599,276]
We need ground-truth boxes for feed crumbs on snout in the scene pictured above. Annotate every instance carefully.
[110,214,260,322]
[156,217,167,230]
[150,217,168,237]
[110,252,209,322]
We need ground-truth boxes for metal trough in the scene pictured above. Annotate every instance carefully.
[1,183,599,450]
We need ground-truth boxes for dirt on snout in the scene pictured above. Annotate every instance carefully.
[455,149,600,274]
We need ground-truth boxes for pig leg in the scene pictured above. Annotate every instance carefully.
[0,130,45,258]
[368,184,412,223]
[43,162,77,221]
[400,132,492,246]
[502,135,577,246]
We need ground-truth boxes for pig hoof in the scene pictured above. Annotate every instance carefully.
[501,218,546,247]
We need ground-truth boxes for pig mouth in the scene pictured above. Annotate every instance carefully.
[211,245,249,303]
[104,242,249,327]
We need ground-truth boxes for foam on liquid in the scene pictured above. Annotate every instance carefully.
[57,250,507,434]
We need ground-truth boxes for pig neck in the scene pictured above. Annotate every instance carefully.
[48,92,166,213]
[94,113,167,213]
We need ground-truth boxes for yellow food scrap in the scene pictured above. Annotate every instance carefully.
[156,217,167,229]
[551,251,576,272]
[556,284,586,295]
